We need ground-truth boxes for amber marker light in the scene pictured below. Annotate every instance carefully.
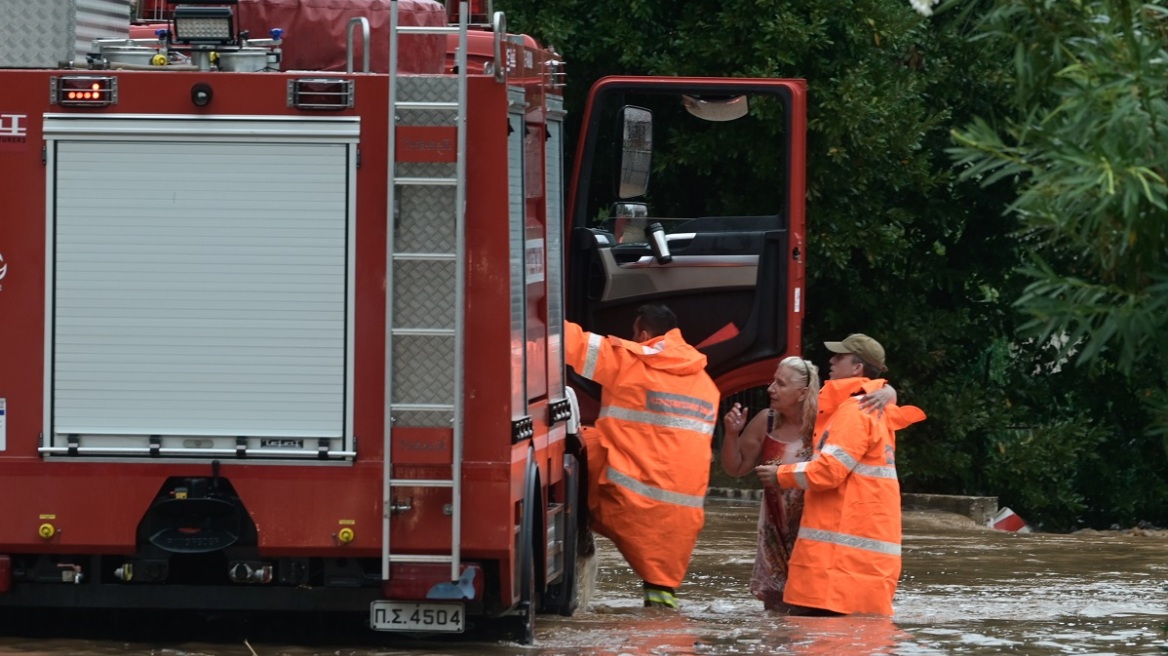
[53,76,117,108]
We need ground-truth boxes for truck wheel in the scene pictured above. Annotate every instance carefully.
[514,539,537,645]
[510,455,539,645]
[569,433,597,610]
[541,453,581,615]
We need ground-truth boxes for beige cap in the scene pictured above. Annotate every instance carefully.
[824,333,887,372]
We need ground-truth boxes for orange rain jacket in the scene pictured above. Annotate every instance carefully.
[565,321,720,588]
[776,377,926,615]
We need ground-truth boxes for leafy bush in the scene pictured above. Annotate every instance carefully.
[983,417,1103,531]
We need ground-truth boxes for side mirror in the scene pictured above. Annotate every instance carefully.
[612,202,648,243]
[618,106,652,199]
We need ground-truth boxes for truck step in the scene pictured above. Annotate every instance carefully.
[394,176,457,186]
[396,25,460,36]
[388,479,455,488]
[396,101,459,110]
[390,253,457,261]
[387,554,455,564]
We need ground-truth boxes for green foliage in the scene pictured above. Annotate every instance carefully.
[984,416,1104,531]
[1071,361,1168,527]
[500,0,1168,529]
[950,0,1168,415]
[947,0,1168,527]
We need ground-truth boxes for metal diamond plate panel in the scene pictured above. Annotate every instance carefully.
[387,75,462,431]
[394,260,455,329]
[398,162,457,179]
[397,77,459,127]
[392,334,455,405]
[398,76,459,103]
[1,0,128,67]
[395,183,456,253]
[392,409,454,428]
[398,108,455,127]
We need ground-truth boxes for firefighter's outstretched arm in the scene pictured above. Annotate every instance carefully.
[564,321,629,389]
[770,403,878,491]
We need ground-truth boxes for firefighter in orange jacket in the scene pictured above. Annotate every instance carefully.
[757,334,925,615]
[565,304,720,609]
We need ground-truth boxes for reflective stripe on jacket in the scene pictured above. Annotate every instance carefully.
[566,321,719,588]
[777,377,926,615]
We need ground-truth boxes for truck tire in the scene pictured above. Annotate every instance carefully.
[510,454,539,645]
[514,536,537,645]
[541,453,581,615]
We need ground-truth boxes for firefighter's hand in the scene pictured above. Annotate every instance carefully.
[723,403,748,435]
[754,463,779,488]
[859,385,897,417]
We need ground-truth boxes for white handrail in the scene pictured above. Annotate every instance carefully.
[345,17,370,73]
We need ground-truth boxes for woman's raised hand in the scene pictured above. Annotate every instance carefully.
[723,402,748,435]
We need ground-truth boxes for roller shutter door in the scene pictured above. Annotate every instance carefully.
[44,116,358,458]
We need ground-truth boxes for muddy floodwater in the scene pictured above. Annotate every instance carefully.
[0,499,1165,655]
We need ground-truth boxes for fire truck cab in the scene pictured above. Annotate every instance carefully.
[0,0,806,643]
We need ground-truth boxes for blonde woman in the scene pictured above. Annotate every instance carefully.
[722,356,820,610]
[724,355,898,611]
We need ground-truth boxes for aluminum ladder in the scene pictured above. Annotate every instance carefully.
[382,0,470,584]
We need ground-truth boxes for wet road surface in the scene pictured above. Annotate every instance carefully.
[0,499,1165,654]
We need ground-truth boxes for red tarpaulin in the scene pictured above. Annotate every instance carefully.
[132,0,447,73]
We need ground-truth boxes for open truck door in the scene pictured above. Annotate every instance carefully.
[565,77,807,398]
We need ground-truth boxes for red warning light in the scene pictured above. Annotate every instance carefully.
[54,76,117,108]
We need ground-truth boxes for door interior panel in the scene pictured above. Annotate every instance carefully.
[566,78,806,401]
[571,222,789,380]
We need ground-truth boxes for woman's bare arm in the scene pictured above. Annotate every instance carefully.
[721,405,768,477]
[858,384,898,416]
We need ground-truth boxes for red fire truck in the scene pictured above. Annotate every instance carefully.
[0,0,806,642]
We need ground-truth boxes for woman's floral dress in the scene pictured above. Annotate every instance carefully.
[749,411,813,610]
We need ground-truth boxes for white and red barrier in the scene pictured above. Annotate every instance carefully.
[989,507,1031,532]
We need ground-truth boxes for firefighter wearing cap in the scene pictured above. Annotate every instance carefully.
[761,333,925,615]
[565,304,719,609]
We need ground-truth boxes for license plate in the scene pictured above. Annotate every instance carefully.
[370,600,465,633]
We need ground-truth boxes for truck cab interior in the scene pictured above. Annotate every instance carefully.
[566,78,806,399]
